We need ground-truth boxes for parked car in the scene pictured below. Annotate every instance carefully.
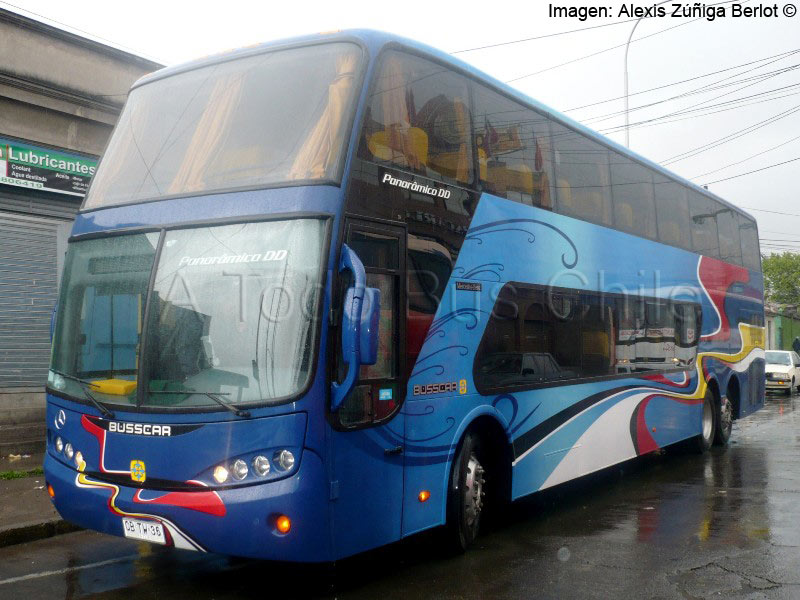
[765,350,800,394]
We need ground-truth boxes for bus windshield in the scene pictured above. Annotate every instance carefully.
[83,42,363,209]
[49,218,326,409]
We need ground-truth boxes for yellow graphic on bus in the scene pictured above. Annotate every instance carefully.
[130,460,146,483]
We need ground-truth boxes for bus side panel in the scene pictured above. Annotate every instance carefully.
[402,194,764,529]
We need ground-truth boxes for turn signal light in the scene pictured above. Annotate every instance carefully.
[47,484,55,499]
[418,490,431,502]
[276,515,291,534]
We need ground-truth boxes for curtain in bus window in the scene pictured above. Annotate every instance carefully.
[655,179,692,251]
[609,153,657,239]
[689,192,721,258]
[288,50,359,180]
[716,208,743,265]
[168,75,245,194]
[472,84,555,209]
[552,124,613,226]
[739,215,761,271]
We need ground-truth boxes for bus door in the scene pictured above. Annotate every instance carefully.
[330,219,407,555]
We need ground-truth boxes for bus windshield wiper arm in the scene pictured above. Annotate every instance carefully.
[50,370,115,419]
[149,389,251,418]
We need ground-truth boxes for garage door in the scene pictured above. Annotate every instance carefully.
[0,212,71,387]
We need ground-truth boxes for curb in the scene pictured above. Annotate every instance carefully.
[0,519,82,548]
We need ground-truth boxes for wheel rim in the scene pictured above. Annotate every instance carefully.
[702,399,714,441]
[464,452,485,528]
[720,397,733,435]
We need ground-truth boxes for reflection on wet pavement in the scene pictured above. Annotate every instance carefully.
[1,395,799,599]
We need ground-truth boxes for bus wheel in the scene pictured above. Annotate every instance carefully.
[445,431,485,552]
[714,395,733,445]
[693,390,716,453]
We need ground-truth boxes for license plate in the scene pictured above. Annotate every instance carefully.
[122,518,166,544]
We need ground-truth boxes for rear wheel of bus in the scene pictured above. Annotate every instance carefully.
[693,390,717,453]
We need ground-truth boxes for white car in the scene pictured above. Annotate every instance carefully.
[765,350,800,394]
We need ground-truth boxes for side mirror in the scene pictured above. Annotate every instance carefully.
[331,245,381,412]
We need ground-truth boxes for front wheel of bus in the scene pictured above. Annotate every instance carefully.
[445,431,485,553]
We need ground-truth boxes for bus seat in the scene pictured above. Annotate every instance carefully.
[532,172,552,209]
[616,202,634,230]
[506,163,534,196]
[89,378,137,396]
[661,221,680,244]
[368,127,428,168]
[582,330,609,356]
[557,178,574,214]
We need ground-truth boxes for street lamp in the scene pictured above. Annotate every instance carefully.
[624,0,672,148]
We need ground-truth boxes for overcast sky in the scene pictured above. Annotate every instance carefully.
[5,0,799,253]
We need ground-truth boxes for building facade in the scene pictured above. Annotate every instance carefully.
[0,8,161,449]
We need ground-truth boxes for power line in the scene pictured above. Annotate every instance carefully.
[583,61,800,125]
[690,133,800,179]
[661,103,800,165]
[564,48,800,112]
[504,0,743,83]
[451,17,644,54]
[505,18,697,83]
[741,205,800,217]
[702,155,800,184]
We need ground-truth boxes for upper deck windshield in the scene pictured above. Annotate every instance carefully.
[83,42,363,209]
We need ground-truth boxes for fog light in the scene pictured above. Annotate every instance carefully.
[64,443,74,460]
[276,515,291,534]
[231,459,248,480]
[47,484,55,499]
[253,455,270,477]
[418,490,431,502]
[213,465,229,484]
[274,450,295,471]
[74,451,84,469]
[54,436,64,453]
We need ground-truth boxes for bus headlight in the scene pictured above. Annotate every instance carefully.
[274,450,295,471]
[231,459,248,480]
[253,455,271,477]
[213,465,229,484]
[64,443,74,460]
[54,436,64,453]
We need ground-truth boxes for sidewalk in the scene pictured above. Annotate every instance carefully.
[0,452,79,547]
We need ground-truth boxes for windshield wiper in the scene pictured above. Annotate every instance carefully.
[50,370,115,419]
[149,389,251,418]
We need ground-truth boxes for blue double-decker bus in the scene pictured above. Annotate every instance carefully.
[44,30,765,561]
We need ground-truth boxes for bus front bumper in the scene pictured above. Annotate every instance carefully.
[44,450,330,562]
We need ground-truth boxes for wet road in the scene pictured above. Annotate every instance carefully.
[2,395,800,599]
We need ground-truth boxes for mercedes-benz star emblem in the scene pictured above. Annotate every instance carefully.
[54,409,66,430]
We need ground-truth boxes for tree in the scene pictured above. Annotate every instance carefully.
[762,252,800,305]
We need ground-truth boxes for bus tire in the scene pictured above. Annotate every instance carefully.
[693,390,716,454]
[445,430,485,553]
[714,395,733,445]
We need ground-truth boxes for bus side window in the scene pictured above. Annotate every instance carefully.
[655,180,692,251]
[359,51,474,187]
[717,208,743,266]
[472,84,555,210]
[689,191,721,259]
[609,153,657,240]
[739,215,761,271]
[553,125,613,227]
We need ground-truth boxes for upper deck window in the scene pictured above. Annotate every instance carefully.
[359,51,474,187]
[84,43,363,209]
